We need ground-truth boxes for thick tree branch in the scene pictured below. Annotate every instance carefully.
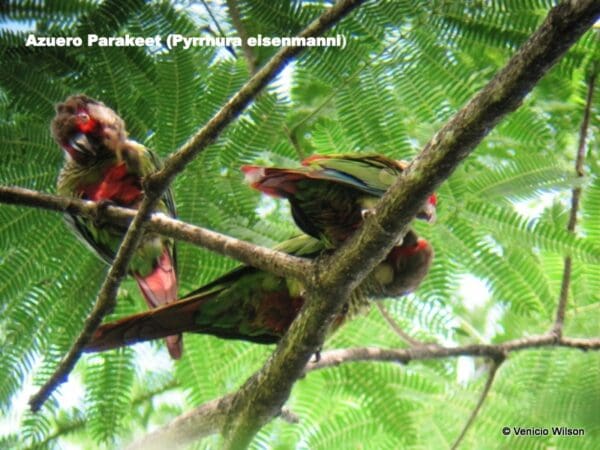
[450,358,504,450]
[129,333,600,449]
[0,186,311,281]
[220,2,600,448]
[552,69,597,336]
[27,0,365,411]
[127,394,234,450]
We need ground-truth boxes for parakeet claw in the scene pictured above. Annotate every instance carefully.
[312,348,322,363]
[93,199,117,228]
[361,209,375,220]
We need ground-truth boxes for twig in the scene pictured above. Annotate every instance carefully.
[28,0,357,411]
[450,357,504,450]
[308,335,600,371]
[552,70,597,337]
[0,186,311,282]
[220,3,600,448]
[287,34,403,139]
[200,0,231,46]
[284,124,305,160]
[28,378,179,450]
[226,0,257,73]
[199,0,237,58]
[128,334,600,449]
[375,302,427,347]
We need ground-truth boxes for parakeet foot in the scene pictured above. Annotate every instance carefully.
[94,199,117,228]
[312,348,322,363]
[361,209,375,220]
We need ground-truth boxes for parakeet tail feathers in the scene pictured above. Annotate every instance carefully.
[133,248,182,358]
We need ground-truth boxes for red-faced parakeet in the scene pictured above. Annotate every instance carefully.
[51,94,181,359]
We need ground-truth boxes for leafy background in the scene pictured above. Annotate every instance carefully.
[0,0,599,448]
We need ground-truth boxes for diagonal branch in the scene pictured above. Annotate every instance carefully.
[28,0,365,412]
[126,394,235,450]
[152,0,366,189]
[128,334,600,450]
[450,357,504,450]
[0,186,311,281]
[29,191,151,411]
[552,69,597,336]
[220,2,600,447]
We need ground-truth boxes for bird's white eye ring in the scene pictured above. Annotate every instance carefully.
[77,112,89,122]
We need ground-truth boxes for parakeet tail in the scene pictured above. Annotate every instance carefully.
[86,294,208,353]
[241,165,306,198]
[133,248,182,359]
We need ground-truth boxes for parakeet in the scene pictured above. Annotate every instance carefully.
[51,94,181,359]
[242,154,437,246]
[85,230,433,353]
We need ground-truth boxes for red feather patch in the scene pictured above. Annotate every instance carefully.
[241,165,303,198]
[80,162,142,205]
[392,238,430,258]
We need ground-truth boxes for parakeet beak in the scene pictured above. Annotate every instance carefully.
[426,205,437,223]
[68,133,95,157]
[418,194,437,223]
[421,203,437,223]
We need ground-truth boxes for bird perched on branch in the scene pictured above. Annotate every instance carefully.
[242,154,437,247]
[51,94,181,359]
[85,230,433,353]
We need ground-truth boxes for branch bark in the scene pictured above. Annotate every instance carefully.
[220,2,600,448]
[0,186,311,281]
[26,0,366,411]
[127,394,234,450]
[552,69,597,336]
[128,333,600,450]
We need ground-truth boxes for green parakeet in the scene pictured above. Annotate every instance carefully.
[51,94,181,359]
[85,230,433,353]
[242,154,437,246]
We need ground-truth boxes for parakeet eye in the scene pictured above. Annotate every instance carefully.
[77,112,89,122]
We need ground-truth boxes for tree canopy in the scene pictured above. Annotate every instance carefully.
[0,0,599,449]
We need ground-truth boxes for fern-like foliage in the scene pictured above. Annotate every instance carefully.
[0,0,599,448]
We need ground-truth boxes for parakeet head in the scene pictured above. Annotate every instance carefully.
[51,94,126,163]
[417,193,437,223]
[377,230,433,298]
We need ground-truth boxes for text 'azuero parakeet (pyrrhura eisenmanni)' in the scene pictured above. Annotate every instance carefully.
[242,154,437,247]
[85,230,433,353]
[51,94,182,359]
